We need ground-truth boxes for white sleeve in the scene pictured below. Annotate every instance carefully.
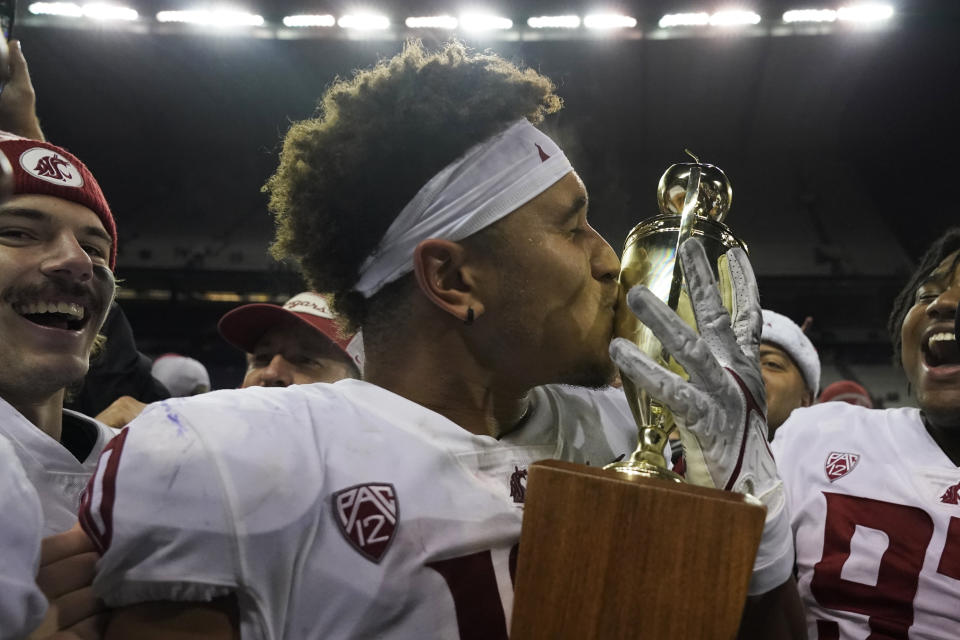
[80,390,328,640]
[80,402,239,607]
[0,437,46,640]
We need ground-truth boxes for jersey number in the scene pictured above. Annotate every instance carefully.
[811,492,960,639]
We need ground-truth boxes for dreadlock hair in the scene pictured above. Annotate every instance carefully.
[264,40,563,334]
[887,227,960,368]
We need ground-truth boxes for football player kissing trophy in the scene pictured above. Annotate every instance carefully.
[512,154,774,639]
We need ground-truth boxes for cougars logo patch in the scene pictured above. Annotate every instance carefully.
[20,147,84,187]
[825,452,860,482]
[940,481,960,505]
[333,483,398,563]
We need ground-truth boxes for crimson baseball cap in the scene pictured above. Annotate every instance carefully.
[218,292,362,369]
[0,133,117,269]
[818,380,873,408]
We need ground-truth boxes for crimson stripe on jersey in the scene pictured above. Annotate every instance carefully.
[78,427,129,554]
[816,620,839,640]
[723,369,765,492]
[936,517,960,580]
[427,550,509,640]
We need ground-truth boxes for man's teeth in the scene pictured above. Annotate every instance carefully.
[929,332,957,347]
[15,301,85,320]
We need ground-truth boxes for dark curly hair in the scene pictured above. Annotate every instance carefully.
[265,40,563,332]
[887,227,960,367]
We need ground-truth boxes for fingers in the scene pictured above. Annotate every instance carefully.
[624,285,730,391]
[610,337,712,425]
[678,239,738,353]
[45,589,106,633]
[726,246,762,361]
[64,612,108,640]
[8,41,31,85]
[41,524,96,567]
[37,550,99,598]
[95,396,146,428]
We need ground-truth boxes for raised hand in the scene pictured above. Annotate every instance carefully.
[610,238,792,595]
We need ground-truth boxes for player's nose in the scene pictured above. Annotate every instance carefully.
[925,285,960,322]
[260,354,295,387]
[41,232,94,284]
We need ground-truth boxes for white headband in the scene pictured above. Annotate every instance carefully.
[353,119,573,298]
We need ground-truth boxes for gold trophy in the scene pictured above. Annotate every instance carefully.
[606,151,745,482]
[511,154,765,640]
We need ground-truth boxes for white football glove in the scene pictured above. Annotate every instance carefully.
[609,238,792,595]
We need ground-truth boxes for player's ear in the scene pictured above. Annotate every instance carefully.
[801,390,814,408]
[413,238,485,324]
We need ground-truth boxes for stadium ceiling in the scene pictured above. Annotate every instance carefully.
[20,0,959,41]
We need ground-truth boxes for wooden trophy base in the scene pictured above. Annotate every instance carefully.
[510,460,765,640]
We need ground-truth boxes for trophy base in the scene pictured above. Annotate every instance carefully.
[511,460,765,640]
[604,458,684,483]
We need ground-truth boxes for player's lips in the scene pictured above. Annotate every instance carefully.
[920,321,960,380]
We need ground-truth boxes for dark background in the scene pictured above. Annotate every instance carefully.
[15,0,960,393]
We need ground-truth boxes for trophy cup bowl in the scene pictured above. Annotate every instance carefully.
[605,157,745,482]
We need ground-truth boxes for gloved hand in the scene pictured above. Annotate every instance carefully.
[609,238,792,595]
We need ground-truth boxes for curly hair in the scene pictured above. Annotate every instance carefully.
[264,40,563,332]
[887,227,960,367]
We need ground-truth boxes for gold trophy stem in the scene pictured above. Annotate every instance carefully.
[605,156,704,483]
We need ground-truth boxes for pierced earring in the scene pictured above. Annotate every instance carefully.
[464,307,475,325]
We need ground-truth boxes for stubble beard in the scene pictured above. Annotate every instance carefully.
[557,356,618,389]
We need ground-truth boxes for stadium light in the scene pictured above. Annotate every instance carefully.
[156,9,264,26]
[583,13,637,29]
[527,15,581,29]
[83,3,137,20]
[837,4,894,22]
[283,14,336,28]
[709,10,762,26]
[405,15,458,29]
[658,12,709,28]
[459,13,512,31]
[338,13,390,30]
[28,2,83,17]
[782,8,837,23]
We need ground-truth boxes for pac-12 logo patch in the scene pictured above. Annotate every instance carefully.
[333,483,398,563]
[825,452,860,482]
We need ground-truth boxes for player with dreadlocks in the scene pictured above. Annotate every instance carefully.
[770,227,960,638]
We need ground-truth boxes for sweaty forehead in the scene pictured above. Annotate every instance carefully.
[930,248,960,285]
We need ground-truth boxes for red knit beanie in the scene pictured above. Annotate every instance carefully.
[0,134,117,269]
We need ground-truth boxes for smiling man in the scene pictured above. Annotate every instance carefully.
[773,228,960,638]
[0,133,117,536]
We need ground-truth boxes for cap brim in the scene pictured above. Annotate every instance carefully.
[217,303,351,356]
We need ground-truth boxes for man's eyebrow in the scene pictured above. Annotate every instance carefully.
[0,207,47,222]
[918,270,947,290]
[558,194,588,224]
[80,225,113,247]
[0,207,112,247]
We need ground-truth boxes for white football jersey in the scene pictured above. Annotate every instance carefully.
[82,380,639,640]
[0,435,47,640]
[773,403,960,640]
[0,396,117,535]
